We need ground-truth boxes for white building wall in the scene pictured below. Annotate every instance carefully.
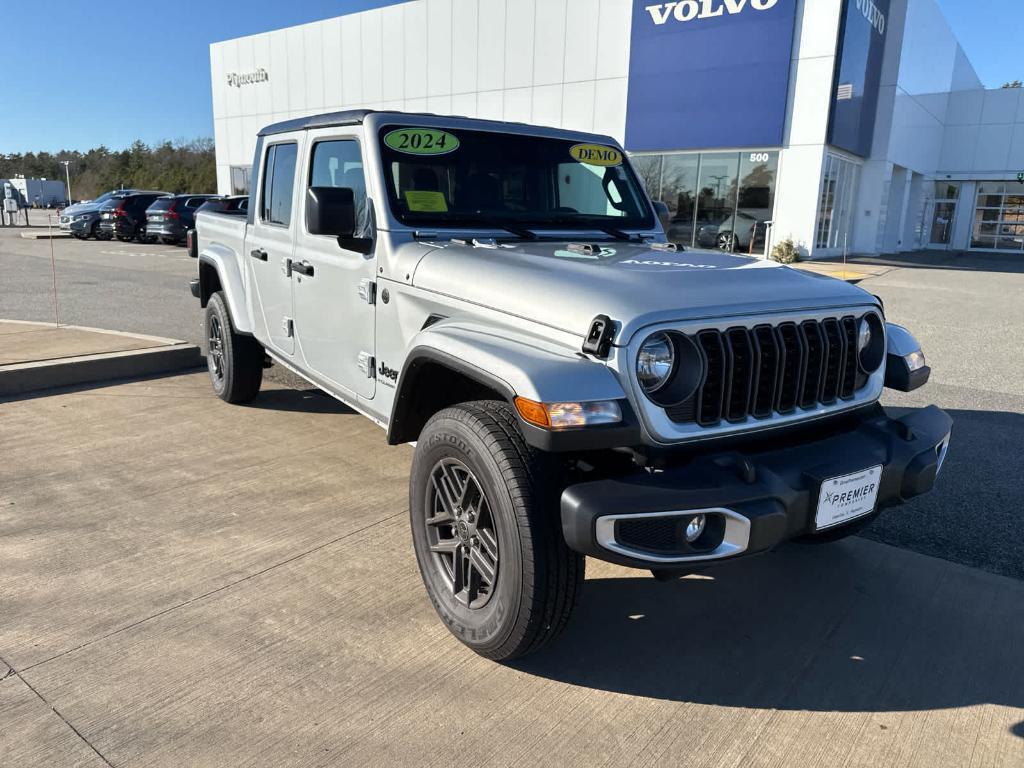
[770,0,844,257]
[210,0,632,195]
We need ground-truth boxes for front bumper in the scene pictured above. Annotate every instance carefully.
[561,405,952,569]
[68,217,95,235]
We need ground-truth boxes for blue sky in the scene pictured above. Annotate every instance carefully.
[0,0,1020,154]
[934,0,1022,88]
[0,0,405,154]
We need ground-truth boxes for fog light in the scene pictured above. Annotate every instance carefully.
[685,514,706,543]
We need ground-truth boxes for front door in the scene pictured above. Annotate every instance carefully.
[292,135,376,399]
[248,140,300,355]
[927,201,956,249]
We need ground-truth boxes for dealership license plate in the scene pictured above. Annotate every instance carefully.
[815,465,882,530]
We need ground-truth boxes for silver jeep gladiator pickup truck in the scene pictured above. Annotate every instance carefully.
[191,110,951,661]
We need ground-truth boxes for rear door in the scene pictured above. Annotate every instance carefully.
[292,133,376,399]
[246,139,300,356]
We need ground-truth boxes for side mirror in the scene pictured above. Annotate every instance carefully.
[652,200,670,233]
[306,186,374,254]
[307,186,356,237]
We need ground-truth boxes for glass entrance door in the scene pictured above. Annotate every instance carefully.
[928,202,955,245]
[927,182,959,249]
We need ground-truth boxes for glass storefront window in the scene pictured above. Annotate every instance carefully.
[230,165,251,195]
[970,182,1024,252]
[630,155,663,201]
[629,149,779,255]
[737,152,779,255]
[695,153,740,251]
[661,155,700,246]
[934,182,960,200]
[815,153,860,251]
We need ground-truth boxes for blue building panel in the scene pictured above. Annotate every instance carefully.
[624,0,799,152]
[828,0,892,157]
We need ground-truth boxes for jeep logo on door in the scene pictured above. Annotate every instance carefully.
[644,0,779,25]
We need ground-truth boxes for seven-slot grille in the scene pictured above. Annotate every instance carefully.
[666,316,863,427]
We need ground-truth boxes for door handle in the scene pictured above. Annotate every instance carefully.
[291,261,314,278]
[250,248,268,261]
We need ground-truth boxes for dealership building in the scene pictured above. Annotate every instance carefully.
[210,0,1024,258]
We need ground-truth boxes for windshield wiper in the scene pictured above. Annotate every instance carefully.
[431,216,538,241]
[596,226,643,242]
[530,216,644,242]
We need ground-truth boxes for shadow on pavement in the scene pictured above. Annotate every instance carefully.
[862,407,1024,581]
[242,386,355,415]
[515,541,1023,715]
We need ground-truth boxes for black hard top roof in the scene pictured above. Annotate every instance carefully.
[258,109,376,137]
[257,109,616,143]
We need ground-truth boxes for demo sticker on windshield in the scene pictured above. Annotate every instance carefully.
[384,128,460,155]
[569,143,623,167]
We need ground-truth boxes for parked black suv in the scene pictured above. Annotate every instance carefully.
[145,194,220,245]
[186,196,248,257]
[97,192,168,242]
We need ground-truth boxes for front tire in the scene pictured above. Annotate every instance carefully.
[204,291,263,403]
[410,401,583,661]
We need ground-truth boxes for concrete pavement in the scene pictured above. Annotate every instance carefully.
[1,373,1021,767]
[0,320,200,398]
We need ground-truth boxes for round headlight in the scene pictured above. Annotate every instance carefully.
[857,317,872,353]
[637,332,675,393]
[858,313,885,372]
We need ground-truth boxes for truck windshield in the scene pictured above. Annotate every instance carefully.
[378,126,654,232]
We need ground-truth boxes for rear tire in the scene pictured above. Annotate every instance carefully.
[204,291,263,404]
[409,401,583,661]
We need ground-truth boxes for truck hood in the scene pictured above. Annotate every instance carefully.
[409,240,877,344]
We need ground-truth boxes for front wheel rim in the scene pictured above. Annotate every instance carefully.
[208,314,225,382]
[424,458,499,609]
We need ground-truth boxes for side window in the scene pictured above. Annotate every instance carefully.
[310,139,368,236]
[260,143,298,226]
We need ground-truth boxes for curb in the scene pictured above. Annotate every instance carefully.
[0,343,203,399]
[19,231,72,240]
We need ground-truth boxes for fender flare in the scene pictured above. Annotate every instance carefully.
[198,245,252,334]
[387,320,637,449]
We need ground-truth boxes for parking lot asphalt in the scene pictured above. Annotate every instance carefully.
[854,250,1024,580]
[0,211,200,345]
[2,373,1022,767]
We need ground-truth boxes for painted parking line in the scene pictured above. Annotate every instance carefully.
[99,249,187,259]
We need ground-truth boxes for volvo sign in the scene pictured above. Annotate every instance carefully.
[828,0,892,157]
[625,0,798,152]
[643,0,780,24]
